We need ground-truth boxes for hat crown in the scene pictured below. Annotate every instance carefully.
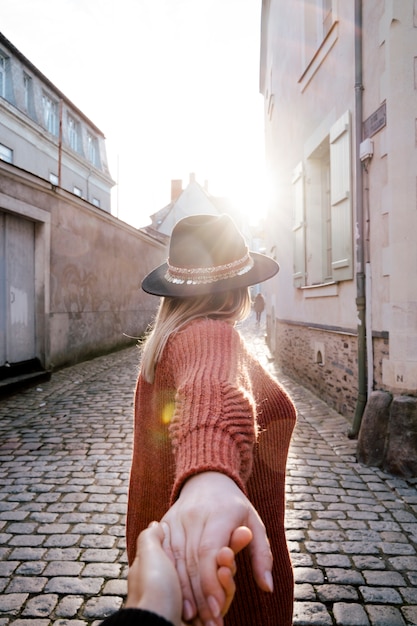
[168,214,246,270]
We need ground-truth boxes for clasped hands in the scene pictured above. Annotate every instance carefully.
[136,471,273,626]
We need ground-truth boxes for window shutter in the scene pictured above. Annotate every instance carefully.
[330,110,353,281]
[292,162,306,287]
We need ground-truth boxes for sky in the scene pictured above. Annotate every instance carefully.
[1,0,267,228]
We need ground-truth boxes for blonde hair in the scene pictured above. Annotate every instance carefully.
[140,287,252,383]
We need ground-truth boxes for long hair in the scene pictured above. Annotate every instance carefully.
[140,287,252,383]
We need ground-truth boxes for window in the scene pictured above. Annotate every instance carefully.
[303,0,335,65]
[73,186,82,197]
[322,0,333,38]
[68,115,81,153]
[0,52,6,98]
[49,172,59,185]
[87,133,100,167]
[293,110,353,287]
[23,73,35,117]
[0,143,13,163]
[92,197,101,208]
[0,51,12,100]
[42,93,58,135]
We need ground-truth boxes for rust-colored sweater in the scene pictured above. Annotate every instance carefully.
[127,318,296,626]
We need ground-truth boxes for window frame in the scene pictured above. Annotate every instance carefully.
[0,52,6,98]
[68,114,81,153]
[87,133,100,168]
[300,0,338,85]
[42,92,59,136]
[292,109,353,287]
[0,143,13,163]
[23,73,33,112]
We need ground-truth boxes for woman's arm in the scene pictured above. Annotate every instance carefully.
[161,472,273,626]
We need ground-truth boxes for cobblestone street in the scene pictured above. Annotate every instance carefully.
[1,314,417,625]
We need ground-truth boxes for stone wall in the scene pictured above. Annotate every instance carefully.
[270,320,358,419]
[357,391,417,477]
[372,334,390,391]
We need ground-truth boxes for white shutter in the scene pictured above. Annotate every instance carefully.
[292,162,306,287]
[329,110,353,281]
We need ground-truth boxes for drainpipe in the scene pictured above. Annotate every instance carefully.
[58,99,63,187]
[349,0,367,439]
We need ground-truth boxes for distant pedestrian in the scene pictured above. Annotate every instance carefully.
[127,214,296,626]
[253,292,265,325]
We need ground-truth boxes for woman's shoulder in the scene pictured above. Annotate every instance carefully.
[167,317,242,357]
[179,317,238,338]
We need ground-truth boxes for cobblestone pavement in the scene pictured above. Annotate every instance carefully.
[1,313,417,625]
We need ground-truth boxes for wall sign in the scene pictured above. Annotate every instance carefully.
[363,102,387,138]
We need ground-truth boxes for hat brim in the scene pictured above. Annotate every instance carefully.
[141,252,279,297]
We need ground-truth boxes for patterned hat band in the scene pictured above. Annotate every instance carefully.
[165,248,254,285]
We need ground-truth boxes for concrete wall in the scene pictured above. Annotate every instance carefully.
[1,161,166,371]
[49,195,164,369]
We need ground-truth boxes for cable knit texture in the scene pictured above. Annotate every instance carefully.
[127,318,296,625]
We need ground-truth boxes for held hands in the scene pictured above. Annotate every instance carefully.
[161,472,274,626]
[125,521,182,625]
[125,521,253,626]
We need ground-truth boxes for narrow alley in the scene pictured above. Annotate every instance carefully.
[1,314,416,626]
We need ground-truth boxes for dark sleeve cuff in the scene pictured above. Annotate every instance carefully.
[99,607,174,626]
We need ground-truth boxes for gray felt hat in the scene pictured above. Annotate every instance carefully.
[141,213,279,297]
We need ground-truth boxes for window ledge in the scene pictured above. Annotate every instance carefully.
[301,282,338,298]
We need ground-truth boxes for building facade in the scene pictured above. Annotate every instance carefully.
[260,1,417,474]
[0,34,165,388]
[0,32,114,211]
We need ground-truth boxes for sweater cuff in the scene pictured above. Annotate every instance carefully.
[99,607,174,626]
[170,424,252,503]
[171,464,247,505]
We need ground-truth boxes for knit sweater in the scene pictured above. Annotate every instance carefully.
[126,318,297,626]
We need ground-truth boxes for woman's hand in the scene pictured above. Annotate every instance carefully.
[161,472,273,626]
[125,521,253,626]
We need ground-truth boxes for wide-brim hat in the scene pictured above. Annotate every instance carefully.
[142,214,279,297]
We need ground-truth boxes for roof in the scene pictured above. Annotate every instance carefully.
[0,31,106,137]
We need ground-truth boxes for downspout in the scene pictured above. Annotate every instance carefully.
[58,99,63,187]
[349,0,367,438]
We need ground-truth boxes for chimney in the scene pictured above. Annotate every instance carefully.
[189,172,196,184]
[171,179,182,202]
[204,179,209,192]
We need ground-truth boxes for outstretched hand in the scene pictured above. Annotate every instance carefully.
[161,472,274,626]
[125,520,253,626]
[125,521,183,625]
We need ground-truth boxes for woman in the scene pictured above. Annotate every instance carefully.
[127,214,296,626]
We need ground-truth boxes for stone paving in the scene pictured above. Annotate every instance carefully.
[0,313,417,625]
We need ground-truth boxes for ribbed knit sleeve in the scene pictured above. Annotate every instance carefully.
[165,319,257,502]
